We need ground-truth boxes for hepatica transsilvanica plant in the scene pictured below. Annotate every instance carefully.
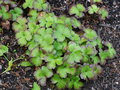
[0,0,116,89]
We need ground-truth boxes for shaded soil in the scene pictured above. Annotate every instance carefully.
[0,0,120,90]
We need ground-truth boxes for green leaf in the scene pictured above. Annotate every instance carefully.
[46,55,63,69]
[68,76,83,89]
[0,45,8,56]
[32,82,41,90]
[67,51,82,64]
[98,8,108,19]
[91,55,100,64]
[29,10,38,17]
[88,4,99,14]
[31,48,40,57]
[54,41,67,51]
[31,57,42,66]
[80,65,94,79]
[51,74,67,89]
[72,18,81,28]
[106,43,116,58]
[18,37,27,46]
[69,4,85,17]
[21,61,33,66]
[69,6,79,16]
[57,65,75,78]
[92,65,102,75]
[84,28,97,40]
[99,50,109,64]
[76,4,85,12]
[3,12,11,20]
[34,66,53,79]
[24,31,32,41]
[23,0,34,8]
[10,7,23,20]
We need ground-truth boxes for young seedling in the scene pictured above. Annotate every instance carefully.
[0,45,8,56]
[67,76,83,89]
[45,55,63,69]
[88,4,99,14]
[10,7,23,20]
[51,74,68,89]
[69,4,85,17]
[23,0,34,9]
[80,65,94,80]
[98,8,108,19]
[2,56,24,74]
[0,6,11,20]
[57,63,76,78]
[33,0,49,11]
[32,82,41,90]
[34,66,53,86]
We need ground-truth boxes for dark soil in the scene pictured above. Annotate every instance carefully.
[0,0,120,90]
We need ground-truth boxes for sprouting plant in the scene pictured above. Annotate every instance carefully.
[13,17,32,46]
[23,0,34,9]
[69,4,85,17]
[2,59,13,74]
[21,61,33,67]
[33,0,49,11]
[10,7,23,20]
[51,74,68,89]
[0,45,8,56]
[88,4,99,14]
[32,82,41,90]
[57,63,76,78]
[1,54,24,74]
[80,65,94,79]
[34,66,53,86]
[67,76,83,89]
[23,0,49,11]
[0,6,11,20]
[98,8,108,19]
[45,55,63,69]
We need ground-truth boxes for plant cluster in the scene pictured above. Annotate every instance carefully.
[0,5,23,20]
[0,0,116,89]
[69,3,108,19]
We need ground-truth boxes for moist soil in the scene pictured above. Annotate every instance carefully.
[0,0,120,90]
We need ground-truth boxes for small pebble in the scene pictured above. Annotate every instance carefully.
[0,65,2,70]
[29,84,32,87]
[47,88,51,90]
[0,79,2,85]
[92,87,95,90]
[115,82,119,84]
[6,72,10,74]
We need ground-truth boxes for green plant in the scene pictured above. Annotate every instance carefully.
[34,66,53,86]
[0,45,8,56]
[23,0,49,11]
[88,5,108,19]
[0,6,11,20]
[32,82,41,90]
[0,0,115,89]
[10,7,23,20]
[88,4,100,14]
[98,8,108,19]
[69,4,85,17]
